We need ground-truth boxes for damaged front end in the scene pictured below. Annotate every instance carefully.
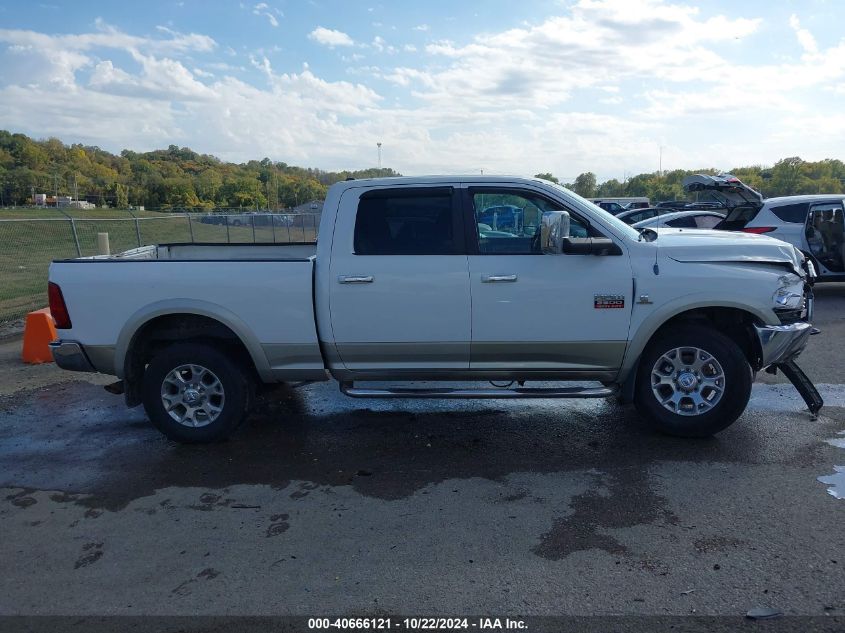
[755,253,823,417]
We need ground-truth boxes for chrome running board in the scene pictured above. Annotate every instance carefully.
[339,382,617,399]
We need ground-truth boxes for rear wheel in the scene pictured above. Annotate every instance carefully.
[634,324,751,437]
[142,343,253,443]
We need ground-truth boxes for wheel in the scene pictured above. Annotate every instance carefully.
[633,324,752,437]
[142,343,253,443]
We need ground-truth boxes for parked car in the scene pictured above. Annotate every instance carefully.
[48,175,820,444]
[593,201,627,214]
[684,173,845,281]
[616,207,662,225]
[655,201,691,210]
[632,210,726,230]
[685,201,726,211]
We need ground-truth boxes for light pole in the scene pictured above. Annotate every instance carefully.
[377,142,382,170]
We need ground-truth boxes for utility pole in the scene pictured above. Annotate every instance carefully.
[377,142,382,170]
[658,146,664,178]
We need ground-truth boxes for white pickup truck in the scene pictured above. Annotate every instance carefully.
[48,176,822,443]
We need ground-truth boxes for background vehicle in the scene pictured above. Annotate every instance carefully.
[588,197,650,212]
[684,174,845,281]
[616,207,662,225]
[48,176,820,444]
[632,210,726,230]
[655,200,691,210]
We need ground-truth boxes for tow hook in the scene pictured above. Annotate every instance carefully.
[772,359,824,420]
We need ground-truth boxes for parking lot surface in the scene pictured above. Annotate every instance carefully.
[1,285,844,617]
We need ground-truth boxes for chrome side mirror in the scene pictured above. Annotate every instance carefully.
[541,210,570,254]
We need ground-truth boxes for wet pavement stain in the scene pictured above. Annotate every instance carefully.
[532,467,678,559]
[74,542,104,569]
[171,568,221,596]
[266,513,290,537]
[1,381,843,516]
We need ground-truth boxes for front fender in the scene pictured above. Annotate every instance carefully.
[617,293,775,383]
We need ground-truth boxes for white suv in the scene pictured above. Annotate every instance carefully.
[684,174,845,282]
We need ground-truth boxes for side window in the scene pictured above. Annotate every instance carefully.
[769,203,808,224]
[666,216,697,228]
[694,215,722,229]
[354,189,458,255]
[471,189,590,254]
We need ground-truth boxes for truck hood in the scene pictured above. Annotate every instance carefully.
[682,173,764,210]
[655,228,803,272]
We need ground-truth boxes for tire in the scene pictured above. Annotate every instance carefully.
[142,342,253,443]
[633,324,752,437]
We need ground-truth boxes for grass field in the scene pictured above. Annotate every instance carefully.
[0,208,318,325]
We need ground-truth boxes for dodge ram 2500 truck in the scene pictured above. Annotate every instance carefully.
[47,176,822,443]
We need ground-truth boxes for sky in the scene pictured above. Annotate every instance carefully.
[0,0,844,181]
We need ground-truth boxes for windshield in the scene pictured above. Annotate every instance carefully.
[547,182,642,241]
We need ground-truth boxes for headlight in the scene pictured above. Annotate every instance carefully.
[773,275,804,309]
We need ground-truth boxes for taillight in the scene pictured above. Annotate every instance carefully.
[48,282,72,329]
[741,226,776,234]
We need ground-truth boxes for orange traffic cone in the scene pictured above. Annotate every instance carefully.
[21,308,58,364]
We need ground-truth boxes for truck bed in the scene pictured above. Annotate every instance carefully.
[49,244,325,380]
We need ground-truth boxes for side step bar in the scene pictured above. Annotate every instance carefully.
[339,381,617,399]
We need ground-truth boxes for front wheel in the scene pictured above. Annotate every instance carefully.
[142,343,253,443]
[633,324,752,437]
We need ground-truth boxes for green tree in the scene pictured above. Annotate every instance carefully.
[572,172,597,198]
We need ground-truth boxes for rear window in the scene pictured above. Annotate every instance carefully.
[354,189,458,255]
[769,202,809,224]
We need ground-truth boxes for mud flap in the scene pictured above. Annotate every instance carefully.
[774,358,824,417]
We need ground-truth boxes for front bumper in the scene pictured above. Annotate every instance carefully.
[49,340,96,372]
[753,321,813,368]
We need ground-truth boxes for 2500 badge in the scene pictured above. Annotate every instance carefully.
[594,294,625,309]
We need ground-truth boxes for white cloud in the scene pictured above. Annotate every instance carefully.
[413,24,429,32]
[788,14,818,55]
[2,2,845,180]
[250,3,281,27]
[308,27,354,47]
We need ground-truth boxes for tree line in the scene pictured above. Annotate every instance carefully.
[0,130,399,210]
[2,130,844,209]
[536,156,845,202]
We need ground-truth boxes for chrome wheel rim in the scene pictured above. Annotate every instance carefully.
[160,364,225,428]
[650,346,725,416]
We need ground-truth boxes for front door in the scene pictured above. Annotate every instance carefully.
[328,185,471,371]
[465,186,633,372]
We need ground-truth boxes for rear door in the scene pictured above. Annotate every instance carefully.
[805,200,845,276]
[328,185,471,371]
[464,186,632,372]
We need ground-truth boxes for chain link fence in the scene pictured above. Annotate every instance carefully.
[0,212,319,326]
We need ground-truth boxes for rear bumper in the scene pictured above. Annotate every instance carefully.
[48,340,96,373]
[753,321,813,368]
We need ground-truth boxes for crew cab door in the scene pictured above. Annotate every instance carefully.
[464,186,633,372]
[328,185,471,371]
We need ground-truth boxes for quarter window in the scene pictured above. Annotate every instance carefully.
[354,189,458,255]
[769,203,808,224]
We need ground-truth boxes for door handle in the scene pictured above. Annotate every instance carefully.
[481,274,518,283]
[338,275,374,284]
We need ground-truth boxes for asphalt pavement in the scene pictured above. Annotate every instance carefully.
[1,284,844,619]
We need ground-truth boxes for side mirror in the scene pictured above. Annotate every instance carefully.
[562,237,623,256]
[541,210,570,254]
